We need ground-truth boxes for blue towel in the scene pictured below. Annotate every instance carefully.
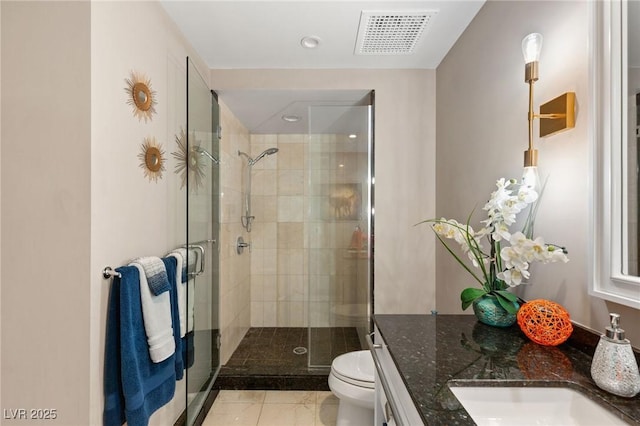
[103,264,178,426]
[182,331,195,369]
[131,256,171,296]
[162,256,184,380]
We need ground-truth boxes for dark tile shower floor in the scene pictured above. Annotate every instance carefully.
[216,327,363,390]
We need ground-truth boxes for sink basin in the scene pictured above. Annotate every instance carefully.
[449,386,629,425]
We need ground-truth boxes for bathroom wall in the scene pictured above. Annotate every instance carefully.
[90,2,212,423]
[2,1,211,424]
[436,0,640,345]
[210,69,437,316]
[218,101,251,364]
[1,2,91,424]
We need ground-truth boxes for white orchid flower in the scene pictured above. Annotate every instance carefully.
[498,267,530,287]
[492,223,511,242]
[424,177,568,292]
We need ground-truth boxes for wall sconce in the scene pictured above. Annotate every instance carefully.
[522,32,576,190]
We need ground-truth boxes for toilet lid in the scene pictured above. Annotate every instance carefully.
[331,350,375,384]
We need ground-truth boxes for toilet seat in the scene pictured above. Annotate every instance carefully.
[330,350,375,389]
[331,369,375,389]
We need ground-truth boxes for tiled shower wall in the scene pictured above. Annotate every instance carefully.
[250,134,307,327]
[219,101,252,363]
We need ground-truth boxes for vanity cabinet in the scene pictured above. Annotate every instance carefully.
[368,325,424,426]
[372,314,640,425]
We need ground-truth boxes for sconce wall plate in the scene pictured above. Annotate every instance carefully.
[540,92,576,137]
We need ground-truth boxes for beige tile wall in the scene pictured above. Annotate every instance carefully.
[250,134,307,327]
[219,101,251,363]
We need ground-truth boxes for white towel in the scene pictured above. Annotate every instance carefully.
[129,262,175,363]
[187,275,195,333]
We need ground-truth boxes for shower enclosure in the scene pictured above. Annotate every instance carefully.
[183,58,220,424]
[217,91,373,388]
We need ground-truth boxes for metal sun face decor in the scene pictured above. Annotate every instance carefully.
[125,71,157,122]
[172,127,206,192]
[138,136,165,182]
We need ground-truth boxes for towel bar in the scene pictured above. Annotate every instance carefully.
[103,239,215,281]
[103,267,121,279]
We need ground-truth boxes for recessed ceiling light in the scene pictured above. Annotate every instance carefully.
[300,36,321,49]
[282,114,301,122]
[348,134,357,139]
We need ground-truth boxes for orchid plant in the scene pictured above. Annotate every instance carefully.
[419,178,569,314]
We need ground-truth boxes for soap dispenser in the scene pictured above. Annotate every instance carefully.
[590,313,640,397]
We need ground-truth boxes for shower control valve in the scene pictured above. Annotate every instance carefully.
[236,236,251,255]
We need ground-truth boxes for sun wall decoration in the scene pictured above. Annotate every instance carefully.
[172,127,206,192]
[138,137,165,182]
[124,71,157,122]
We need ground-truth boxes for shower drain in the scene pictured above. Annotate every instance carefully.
[293,346,308,355]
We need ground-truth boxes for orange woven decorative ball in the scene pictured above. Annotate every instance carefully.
[517,299,573,346]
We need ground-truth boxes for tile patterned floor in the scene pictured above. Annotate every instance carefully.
[202,390,339,426]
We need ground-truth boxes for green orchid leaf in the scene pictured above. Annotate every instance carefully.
[461,288,487,310]
[434,233,485,285]
[494,290,519,303]
[494,291,520,314]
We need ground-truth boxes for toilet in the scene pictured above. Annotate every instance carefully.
[328,350,375,426]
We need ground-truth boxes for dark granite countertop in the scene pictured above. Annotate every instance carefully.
[374,314,640,425]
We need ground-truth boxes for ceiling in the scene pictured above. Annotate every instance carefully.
[215,89,372,135]
[160,0,486,134]
[160,0,485,69]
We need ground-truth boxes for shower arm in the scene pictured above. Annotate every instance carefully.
[194,146,220,164]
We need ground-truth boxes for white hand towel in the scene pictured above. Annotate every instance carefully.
[187,276,195,333]
[167,247,197,333]
[130,262,175,363]
[167,250,187,338]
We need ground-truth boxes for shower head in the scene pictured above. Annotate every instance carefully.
[238,147,279,166]
[194,146,220,164]
[252,147,279,165]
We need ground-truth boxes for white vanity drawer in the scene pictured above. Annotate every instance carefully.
[367,325,424,426]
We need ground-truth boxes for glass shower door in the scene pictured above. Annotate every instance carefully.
[185,57,220,424]
[307,104,373,368]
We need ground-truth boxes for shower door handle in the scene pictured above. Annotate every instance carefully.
[183,244,206,277]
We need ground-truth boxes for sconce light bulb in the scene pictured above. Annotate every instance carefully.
[522,165,541,193]
[522,33,543,64]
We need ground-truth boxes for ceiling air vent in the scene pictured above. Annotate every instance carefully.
[355,10,437,55]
